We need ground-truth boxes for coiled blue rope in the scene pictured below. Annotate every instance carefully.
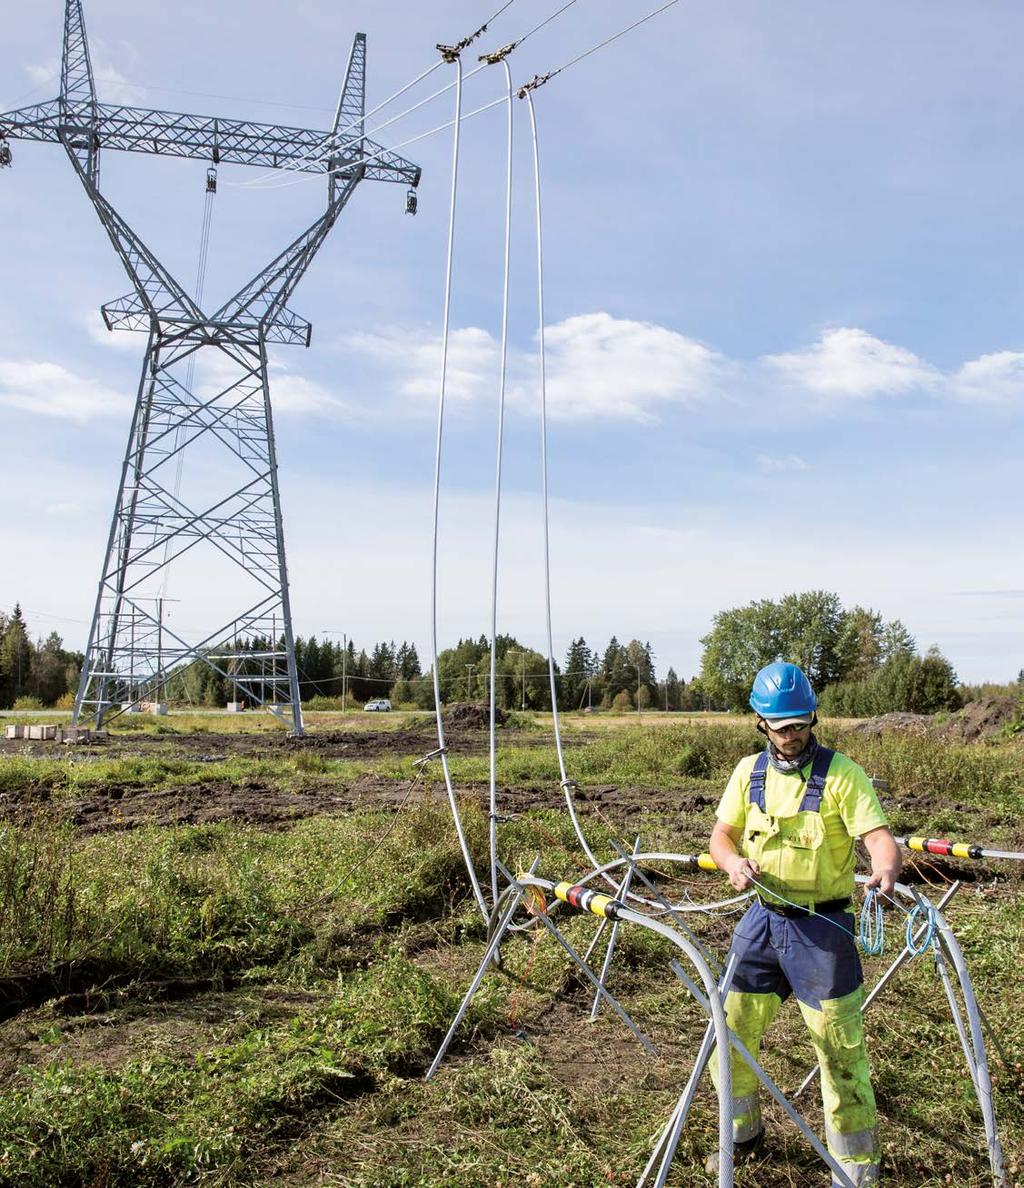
[859,889,885,955]
[745,876,937,958]
[905,901,937,955]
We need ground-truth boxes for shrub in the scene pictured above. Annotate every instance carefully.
[12,696,43,711]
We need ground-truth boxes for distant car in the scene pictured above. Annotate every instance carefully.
[364,698,392,712]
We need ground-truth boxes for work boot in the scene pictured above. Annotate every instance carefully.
[704,1128,765,1175]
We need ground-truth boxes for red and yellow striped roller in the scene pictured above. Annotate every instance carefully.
[905,836,983,860]
[553,881,624,920]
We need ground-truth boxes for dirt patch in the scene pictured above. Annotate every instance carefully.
[0,774,441,833]
[939,694,1021,743]
[847,696,1023,744]
[848,712,933,737]
[441,702,508,730]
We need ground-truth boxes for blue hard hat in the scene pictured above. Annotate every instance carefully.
[749,661,816,718]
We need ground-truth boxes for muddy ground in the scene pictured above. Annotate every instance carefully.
[2,725,1020,891]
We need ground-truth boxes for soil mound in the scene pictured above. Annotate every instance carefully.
[940,695,1021,743]
[442,703,508,730]
[849,712,932,737]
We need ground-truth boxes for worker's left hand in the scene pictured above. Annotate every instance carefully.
[866,867,898,897]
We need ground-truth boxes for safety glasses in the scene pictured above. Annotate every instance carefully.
[768,722,811,737]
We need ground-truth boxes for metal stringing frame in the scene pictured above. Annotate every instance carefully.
[428,855,1006,1188]
[1,1,419,733]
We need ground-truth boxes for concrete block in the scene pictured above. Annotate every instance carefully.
[148,702,168,716]
[27,725,58,741]
[60,727,92,744]
[4,725,26,740]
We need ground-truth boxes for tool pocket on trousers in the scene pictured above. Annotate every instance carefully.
[823,1005,865,1055]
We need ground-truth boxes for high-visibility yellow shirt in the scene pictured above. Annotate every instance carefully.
[716,750,889,905]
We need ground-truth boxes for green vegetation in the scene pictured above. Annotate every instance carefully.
[0,606,82,710]
[0,723,1021,1185]
[699,589,963,713]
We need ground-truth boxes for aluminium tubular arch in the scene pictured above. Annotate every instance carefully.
[429,866,1006,1187]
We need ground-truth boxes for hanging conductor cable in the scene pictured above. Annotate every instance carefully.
[481,49,516,911]
[159,164,218,600]
[522,85,605,876]
[429,50,489,923]
[520,77,705,911]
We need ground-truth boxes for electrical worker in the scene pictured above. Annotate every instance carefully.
[708,661,901,1187]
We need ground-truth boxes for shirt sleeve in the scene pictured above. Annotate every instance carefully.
[716,759,750,830]
[831,757,889,837]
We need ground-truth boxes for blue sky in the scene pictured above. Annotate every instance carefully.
[2,0,1023,684]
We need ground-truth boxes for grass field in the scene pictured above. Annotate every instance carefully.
[0,713,1021,1186]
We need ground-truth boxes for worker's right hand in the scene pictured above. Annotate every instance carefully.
[724,854,760,892]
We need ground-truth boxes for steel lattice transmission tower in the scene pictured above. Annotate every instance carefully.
[0,1,420,735]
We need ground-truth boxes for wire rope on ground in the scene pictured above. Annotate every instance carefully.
[428,53,489,922]
[486,58,516,911]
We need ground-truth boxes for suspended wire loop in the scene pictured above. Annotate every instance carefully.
[483,56,517,912]
[428,53,489,922]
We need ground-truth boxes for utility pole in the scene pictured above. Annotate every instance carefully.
[157,596,163,704]
[509,650,528,711]
[465,663,476,700]
[342,633,348,714]
[2,2,420,738]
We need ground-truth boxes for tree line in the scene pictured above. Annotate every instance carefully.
[5,591,1018,715]
[0,605,84,709]
[698,590,965,715]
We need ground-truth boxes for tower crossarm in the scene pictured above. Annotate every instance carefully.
[0,101,419,185]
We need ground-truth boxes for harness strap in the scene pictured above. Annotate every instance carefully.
[747,745,836,814]
[749,751,770,812]
[799,745,835,812]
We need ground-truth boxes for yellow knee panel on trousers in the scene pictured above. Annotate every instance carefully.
[797,988,878,1145]
[710,990,782,1104]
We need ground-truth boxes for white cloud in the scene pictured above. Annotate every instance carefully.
[24,55,138,106]
[342,313,722,423]
[518,313,723,423]
[0,360,129,421]
[187,351,351,418]
[270,372,350,417]
[345,326,497,405]
[757,453,810,472]
[762,327,939,400]
[24,62,58,92]
[82,309,142,353]
[950,351,1024,404]
[93,64,138,106]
